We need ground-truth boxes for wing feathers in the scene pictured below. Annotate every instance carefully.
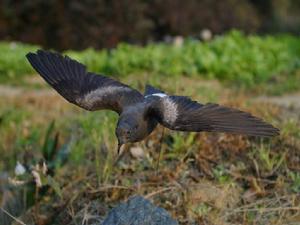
[26,50,143,113]
[148,95,279,137]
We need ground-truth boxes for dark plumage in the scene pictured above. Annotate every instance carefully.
[26,50,280,153]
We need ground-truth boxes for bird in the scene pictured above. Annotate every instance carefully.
[26,50,280,154]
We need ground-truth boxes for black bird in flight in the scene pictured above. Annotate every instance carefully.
[26,50,279,153]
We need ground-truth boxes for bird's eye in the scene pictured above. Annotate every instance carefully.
[126,130,131,135]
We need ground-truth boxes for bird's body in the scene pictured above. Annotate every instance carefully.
[26,50,279,152]
[116,101,158,144]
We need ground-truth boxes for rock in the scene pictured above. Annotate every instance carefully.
[0,173,25,225]
[102,196,178,225]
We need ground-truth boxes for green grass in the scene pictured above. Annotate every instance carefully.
[1,31,300,93]
[0,42,39,83]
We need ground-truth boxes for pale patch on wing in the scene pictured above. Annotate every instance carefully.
[77,86,132,110]
[161,97,178,124]
[145,93,167,98]
[146,93,178,124]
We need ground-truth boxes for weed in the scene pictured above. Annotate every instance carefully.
[288,171,300,193]
[191,202,212,217]
[166,132,196,159]
[281,119,300,139]
[212,165,232,184]
[249,143,286,176]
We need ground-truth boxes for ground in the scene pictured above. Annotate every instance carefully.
[0,75,300,225]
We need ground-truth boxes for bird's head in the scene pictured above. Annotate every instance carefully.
[115,118,139,154]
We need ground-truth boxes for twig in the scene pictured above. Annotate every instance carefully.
[0,207,27,225]
[113,145,127,166]
[155,127,165,175]
[231,195,294,211]
[88,185,135,194]
[34,186,39,224]
[144,187,175,199]
[225,206,300,217]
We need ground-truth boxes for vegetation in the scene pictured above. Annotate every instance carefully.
[0,32,300,224]
[1,73,299,224]
[1,31,300,93]
[0,42,38,83]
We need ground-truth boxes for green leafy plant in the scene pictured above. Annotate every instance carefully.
[212,165,232,184]
[2,31,300,93]
[249,144,286,176]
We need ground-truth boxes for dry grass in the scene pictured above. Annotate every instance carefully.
[0,77,299,225]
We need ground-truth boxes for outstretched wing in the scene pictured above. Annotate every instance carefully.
[26,50,143,114]
[146,95,279,137]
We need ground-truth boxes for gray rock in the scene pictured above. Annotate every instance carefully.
[102,196,178,225]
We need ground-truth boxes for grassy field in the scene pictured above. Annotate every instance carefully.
[0,32,300,225]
